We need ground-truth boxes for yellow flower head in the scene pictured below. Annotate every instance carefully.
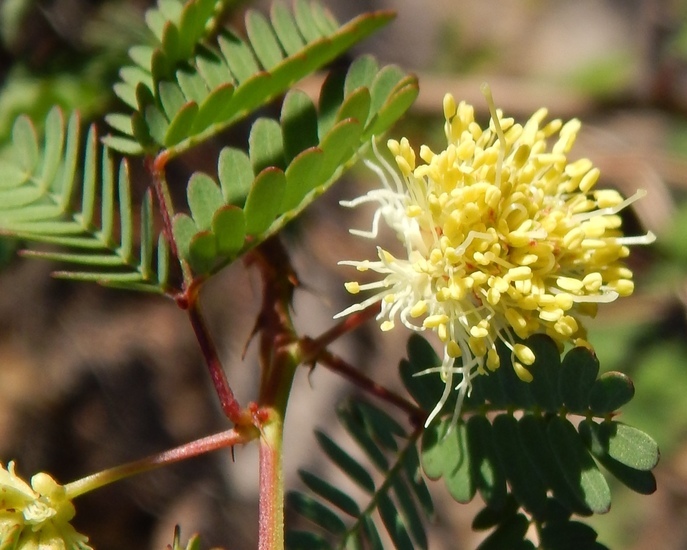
[336,89,654,426]
[0,461,92,550]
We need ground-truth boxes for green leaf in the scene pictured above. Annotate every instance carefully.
[287,492,346,535]
[467,415,507,511]
[525,334,563,411]
[401,448,434,520]
[176,66,209,104]
[594,421,659,471]
[117,160,134,263]
[41,108,65,186]
[546,416,611,514]
[282,148,324,212]
[391,478,427,550]
[360,515,384,550]
[195,46,234,90]
[164,102,199,146]
[187,172,225,231]
[298,470,360,517]
[285,531,330,550]
[172,213,197,260]
[317,69,346,138]
[472,495,519,531]
[218,147,254,206]
[192,83,235,134]
[539,519,600,550]
[246,10,284,70]
[212,206,246,256]
[318,118,363,178]
[421,420,474,503]
[281,90,319,163]
[579,420,657,495]
[188,231,218,274]
[243,167,286,235]
[219,30,261,84]
[364,78,419,139]
[518,415,591,516]
[336,87,371,127]
[158,81,187,120]
[315,430,375,494]
[559,346,599,413]
[293,0,325,42]
[377,493,414,550]
[270,0,305,56]
[12,115,39,172]
[144,104,168,145]
[351,400,405,452]
[344,55,379,97]
[492,414,548,518]
[337,402,389,471]
[476,513,531,550]
[0,109,166,291]
[309,1,338,35]
[109,6,397,155]
[400,334,444,412]
[369,65,406,114]
[249,117,285,173]
[588,372,634,415]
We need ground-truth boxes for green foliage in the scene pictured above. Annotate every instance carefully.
[172,55,418,275]
[402,334,658,548]
[0,108,169,292]
[286,399,433,550]
[105,0,399,156]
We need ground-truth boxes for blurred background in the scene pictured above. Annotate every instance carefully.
[0,0,685,548]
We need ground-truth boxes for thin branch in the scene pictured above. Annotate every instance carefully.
[187,299,246,424]
[65,426,257,499]
[299,303,381,361]
[317,349,424,422]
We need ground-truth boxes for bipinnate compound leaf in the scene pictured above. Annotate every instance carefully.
[287,399,432,550]
[0,108,168,292]
[399,333,657,547]
[171,57,417,275]
[106,0,398,156]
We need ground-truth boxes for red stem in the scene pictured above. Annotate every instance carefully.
[317,349,424,422]
[258,419,284,550]
[301,303,380,360]
[187,300,245,424]
[65,426,256,499]
[146,153,178,260]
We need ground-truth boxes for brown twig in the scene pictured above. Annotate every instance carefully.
[316,348,425,423]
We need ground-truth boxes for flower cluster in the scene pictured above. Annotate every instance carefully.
[336,91,654,425]
[0,461,91,550]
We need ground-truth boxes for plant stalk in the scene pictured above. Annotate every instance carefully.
[64,426,256,500]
